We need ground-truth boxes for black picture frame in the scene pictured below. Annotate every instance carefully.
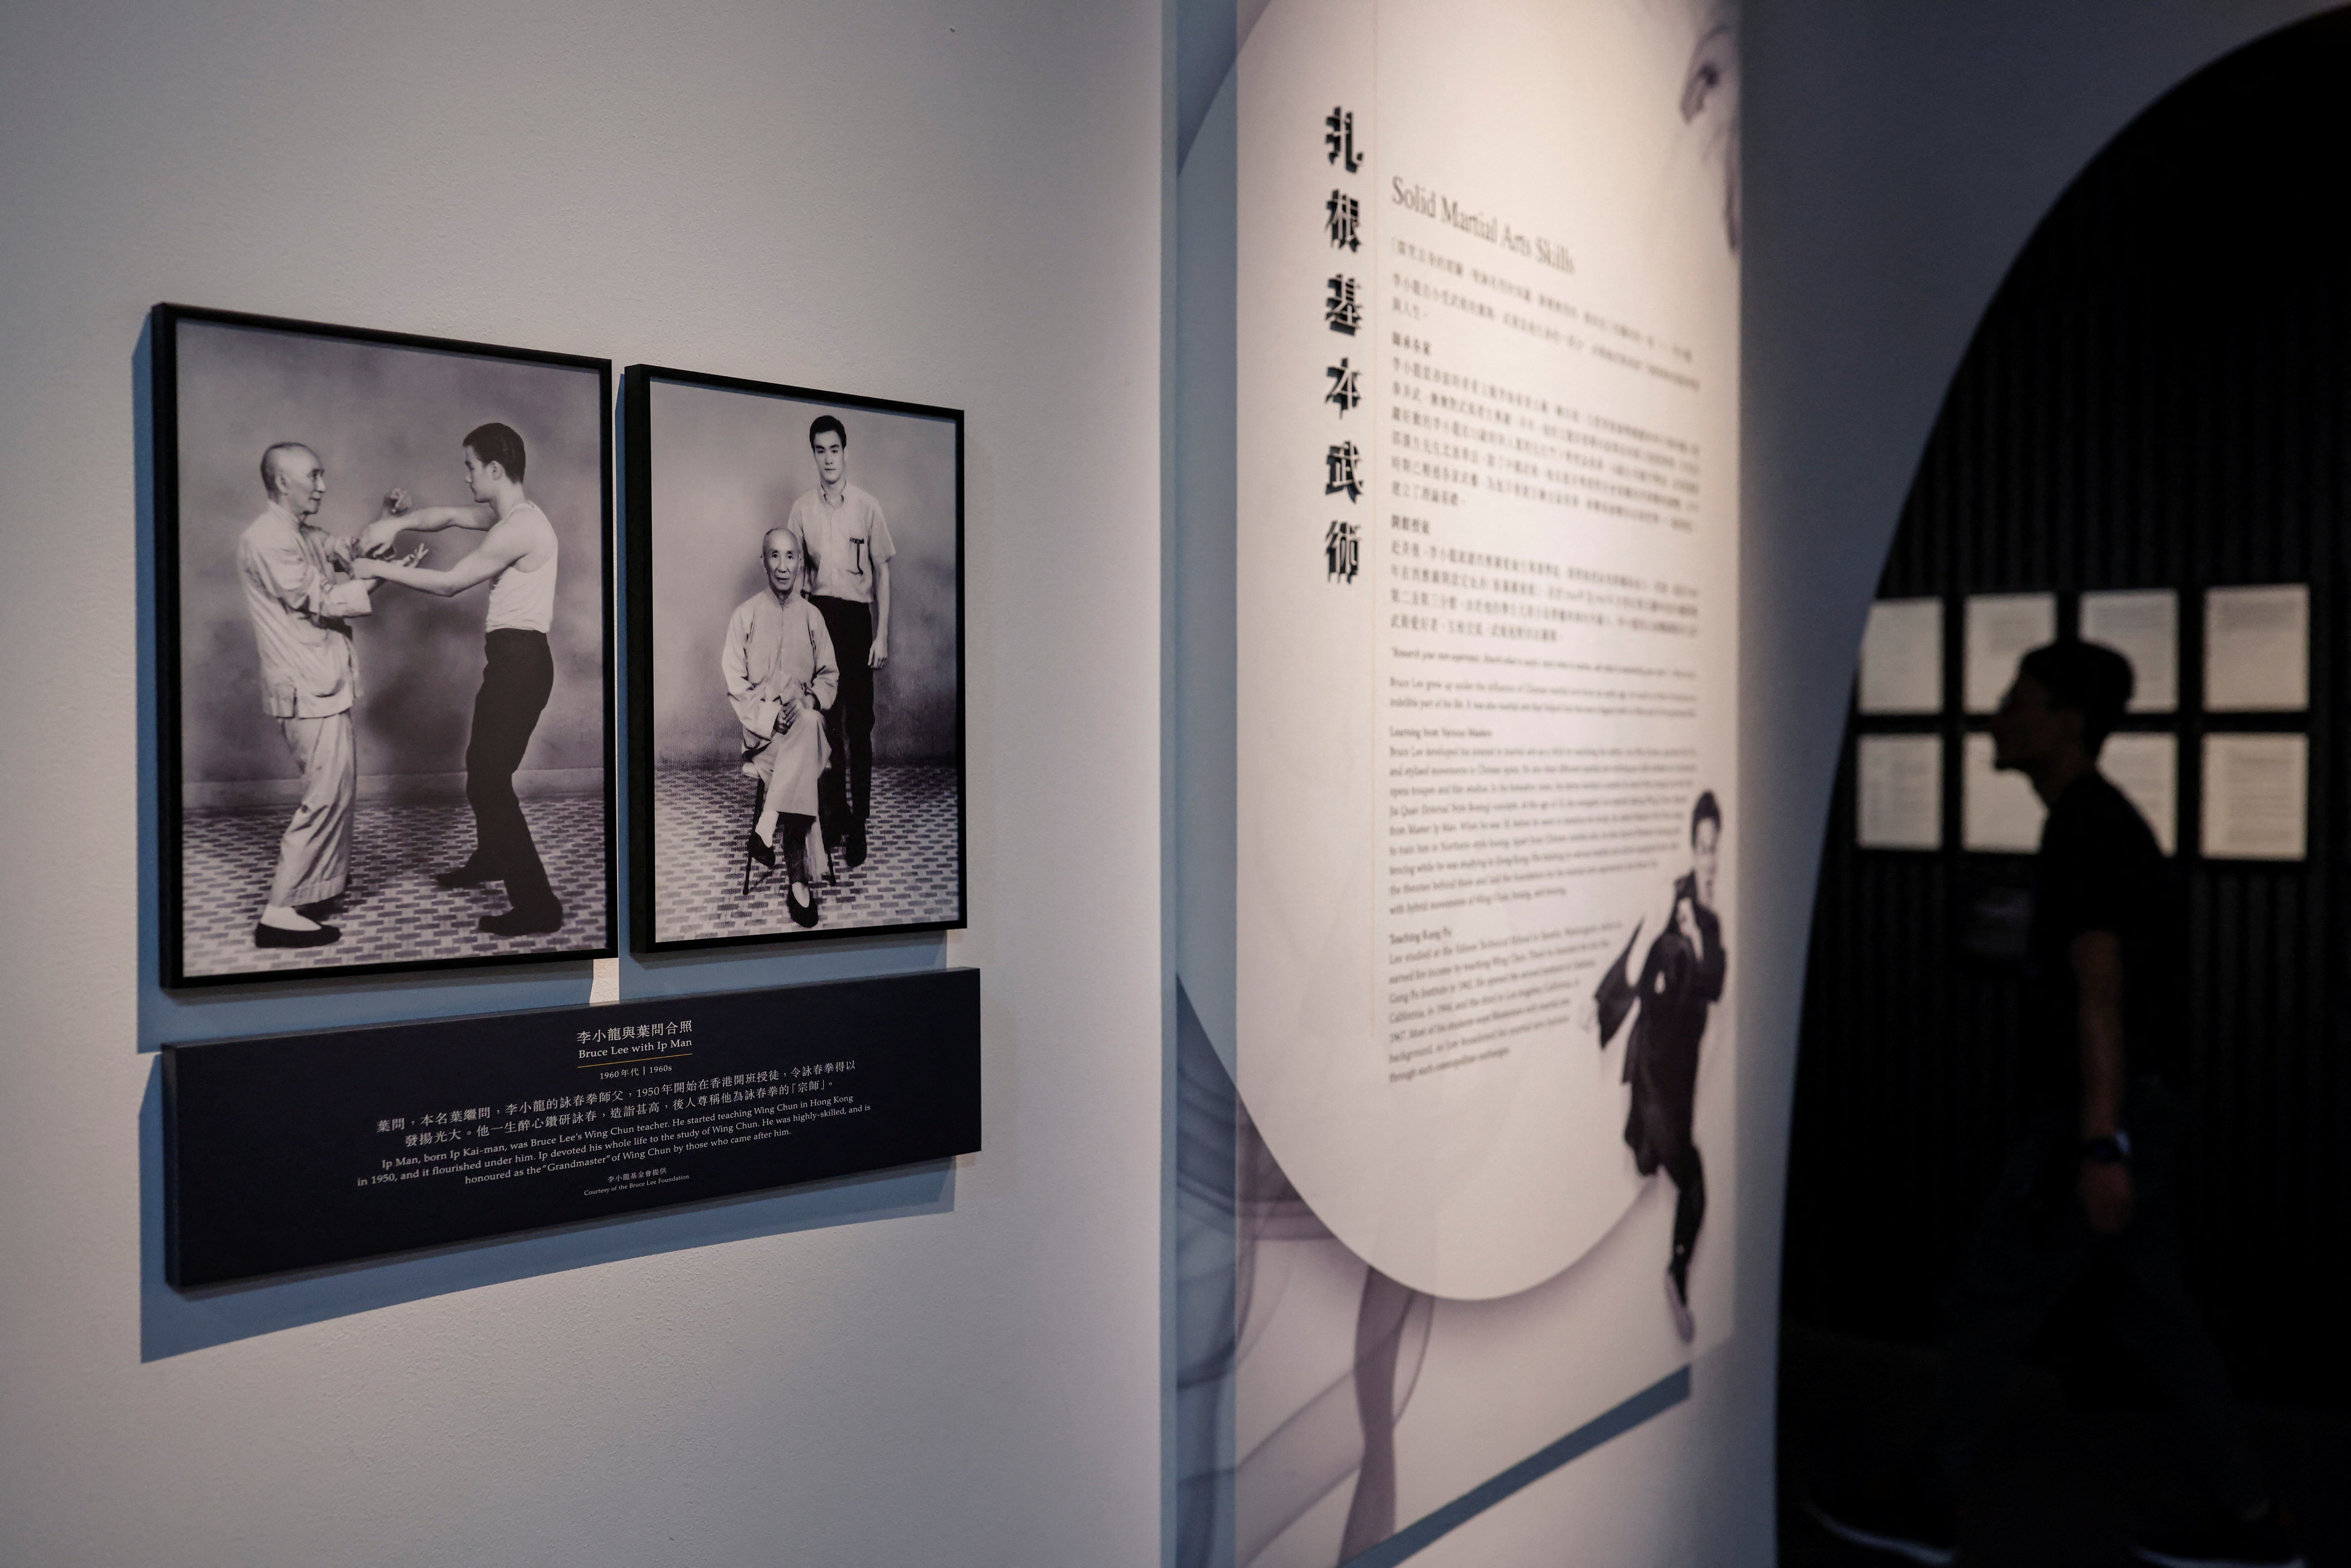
[623,365,968,952]
[152,303,618,988]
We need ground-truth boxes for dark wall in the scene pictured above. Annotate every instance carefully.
[1784,12,2351,1407]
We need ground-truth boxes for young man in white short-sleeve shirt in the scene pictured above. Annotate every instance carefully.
[784,414,894,868]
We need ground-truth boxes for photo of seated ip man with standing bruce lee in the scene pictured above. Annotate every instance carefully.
[626,368,966,951]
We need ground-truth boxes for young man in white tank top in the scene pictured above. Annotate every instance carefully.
[355,422,565,935]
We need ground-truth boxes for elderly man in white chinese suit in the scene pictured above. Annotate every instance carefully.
[722,527,840,927]
[234,441,413,949]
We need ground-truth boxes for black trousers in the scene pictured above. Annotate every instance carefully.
[1668,1145,1706,1275]
[811,596,874,841]
[464,629,558,919]
[1933,1079,2262,1509]
[1627,1040,1707,1275]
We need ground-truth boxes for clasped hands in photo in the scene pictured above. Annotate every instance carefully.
[319,488,431,576]
[752,685,819,739]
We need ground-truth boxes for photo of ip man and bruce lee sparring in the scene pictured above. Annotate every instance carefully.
[155,310,965,986]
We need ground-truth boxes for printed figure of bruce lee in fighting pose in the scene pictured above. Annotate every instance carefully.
[1595,791,1726,1344]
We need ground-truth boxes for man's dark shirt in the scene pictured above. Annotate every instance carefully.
[2025,771,2184,1112]
[1596,871,1725,1170]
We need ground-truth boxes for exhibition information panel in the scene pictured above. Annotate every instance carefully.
[1237,0,1738,1302]
[164,970,981,1286]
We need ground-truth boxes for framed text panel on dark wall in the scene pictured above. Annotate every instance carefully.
[623,366,967,953]
[150,304,618,987]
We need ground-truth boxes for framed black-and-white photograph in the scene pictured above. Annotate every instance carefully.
[153,304,616,987]
[624,366,966,951]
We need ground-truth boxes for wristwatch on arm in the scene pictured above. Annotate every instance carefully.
[2080,1130,2132,1165]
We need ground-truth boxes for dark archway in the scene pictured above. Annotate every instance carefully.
[1782,4,2351,1427]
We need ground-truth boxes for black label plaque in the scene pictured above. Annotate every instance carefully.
[163,969,980,1287]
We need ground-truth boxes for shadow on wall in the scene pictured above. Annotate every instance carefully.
[647,380,959,768]
[174,321,607,786]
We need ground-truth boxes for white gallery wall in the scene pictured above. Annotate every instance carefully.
[0,2,1162,1565]
[5,2,2346,1567]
